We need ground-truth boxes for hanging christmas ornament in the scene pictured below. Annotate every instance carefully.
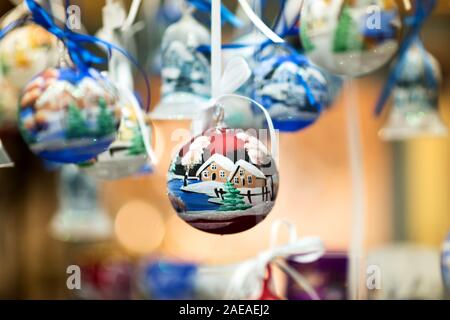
[300,0,403,76]
[253,44,328,132]
[80,0,156,179]
[18,66,121,163]
[0,23,59,88]
[168,126,279,235]
[171,0,284,235]
[50,165,112,242]
[442,232,450,295]
[379,39,447,140]
[4,0,151,164]
[80,89,155,179]
[150,9,211,120]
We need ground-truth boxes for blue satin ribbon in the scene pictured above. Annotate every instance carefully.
[374,0,437,116]
[186,0,243,28]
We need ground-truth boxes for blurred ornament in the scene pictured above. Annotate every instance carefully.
[300,0,402,76]
[81,0,155,179]
[168,127,279,235]
[151,10,211,120]
[50,165,112,242]
[141,261,198,300]
[0,24,58,88]
[80,90,154,179]
[379,40,447,140]
[78,260,133,300]
[253,44,328,132]
[367,244,445,300]
[442,232,450,295]
[18,67,121,163]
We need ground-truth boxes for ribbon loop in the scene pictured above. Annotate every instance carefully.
[224,219,325,300]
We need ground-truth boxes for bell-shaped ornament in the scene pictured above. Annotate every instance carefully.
[380,41,447,140]
[49,165,112,242]
[150,10,211,120]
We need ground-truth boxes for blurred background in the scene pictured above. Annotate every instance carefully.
[0,0,449,299]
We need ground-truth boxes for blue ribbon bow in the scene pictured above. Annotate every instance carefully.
[374,0,437,116]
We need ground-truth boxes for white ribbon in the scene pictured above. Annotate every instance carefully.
[237,0,284,44]
[223,220,325,300]
[195,0,278,161]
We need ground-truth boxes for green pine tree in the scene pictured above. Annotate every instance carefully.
[96,97,115,138]
[333,5,364,53]
[66,103,88,139]
[128,126,146,156]
[300,22,315,52]
[219,180,252,212]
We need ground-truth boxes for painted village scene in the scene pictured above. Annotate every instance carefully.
[168,129,279,235]
[253,45,329,132]
[18,68,121,163]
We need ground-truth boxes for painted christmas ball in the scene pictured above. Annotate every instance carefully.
[168,128,279,235]
[0,24,58,88]
[253,44,328,132]
[18,67,121,163]
[300,0,403,76]
[80,91,153,180]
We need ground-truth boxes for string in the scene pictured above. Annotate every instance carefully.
[211,0,221,100]
[345,79,366,300]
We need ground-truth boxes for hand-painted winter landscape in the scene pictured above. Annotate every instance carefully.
[253,45,328,132]
[18,67,121,163]
[168,128,279,235]
[153,11,211,118]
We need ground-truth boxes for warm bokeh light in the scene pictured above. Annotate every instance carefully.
[114,201,166,255]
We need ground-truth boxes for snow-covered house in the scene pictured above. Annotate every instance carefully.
[229,160,267,189]
[196,154,235,183]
